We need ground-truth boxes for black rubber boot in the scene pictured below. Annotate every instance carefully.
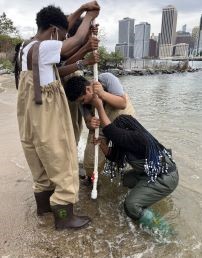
[51,204,91,230]
[34,190,54,216]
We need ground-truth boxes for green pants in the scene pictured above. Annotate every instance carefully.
[123,168,179,219]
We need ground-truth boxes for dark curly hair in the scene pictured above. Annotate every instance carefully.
[64,76,90,101]
[36,5,68,31]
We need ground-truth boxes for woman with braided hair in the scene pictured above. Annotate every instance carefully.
[91,95,179,235]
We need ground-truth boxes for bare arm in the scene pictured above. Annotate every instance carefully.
[91,96,145,154]
[93,81,127,109]
[66,8,83,33]
[67,1,99,31]
[58,63,80,77]
[58,52,99,77]
[61,8,99,56]
[93,136,109,156]
[101,92,126,109]
[91,96,111,127]
[84,114,100,130]
[64,46,88,65]
[64,36,99,65]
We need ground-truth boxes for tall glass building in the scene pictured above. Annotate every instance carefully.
[197,15,202,54]
[134,22,150,58]
[159,5,177,58]
[117,17,135,58]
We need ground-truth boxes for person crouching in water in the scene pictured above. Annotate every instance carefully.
[91,95,179,235]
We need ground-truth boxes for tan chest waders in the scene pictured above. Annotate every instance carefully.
[17,42,79,205]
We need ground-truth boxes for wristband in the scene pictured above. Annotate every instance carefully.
[76,60,85,70]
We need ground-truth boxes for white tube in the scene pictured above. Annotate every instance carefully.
[91,19,99,199]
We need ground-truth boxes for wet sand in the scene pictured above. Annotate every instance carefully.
[0,75,129,258]
[0,74,202,258]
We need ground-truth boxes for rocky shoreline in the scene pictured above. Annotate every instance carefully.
[1,62,202,79]
[104,67,202,77]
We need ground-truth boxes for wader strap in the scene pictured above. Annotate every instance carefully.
[32,42,42,105]
[54,64,62,85]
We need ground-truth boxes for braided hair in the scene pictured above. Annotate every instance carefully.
[104,115,174,183]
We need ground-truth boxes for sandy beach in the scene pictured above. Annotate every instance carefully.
[0,74,129,258]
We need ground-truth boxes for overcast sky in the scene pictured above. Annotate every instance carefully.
[0,0,201,51]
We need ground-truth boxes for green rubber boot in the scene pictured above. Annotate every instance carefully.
[139,209,173,237]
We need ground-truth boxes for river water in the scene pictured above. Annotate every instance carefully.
[0,67,202,257]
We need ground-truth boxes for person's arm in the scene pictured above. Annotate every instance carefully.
[58,52,99,77]
[93,81,127,109]
[91,96,111,126]
[64,36,99,65]
[92,136,109,156]
[84,114,100,130]
[61,8,100,56]
[67,1,100,32]
[58,63,80,77]
[91,96,145,152]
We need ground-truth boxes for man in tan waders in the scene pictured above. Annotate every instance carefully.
[17,2,100,230]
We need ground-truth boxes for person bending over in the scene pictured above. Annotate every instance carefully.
[91,95,179,234]
[64,73,135,185]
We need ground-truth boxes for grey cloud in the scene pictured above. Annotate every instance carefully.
[143,0,201,14]
[1,0,201,50]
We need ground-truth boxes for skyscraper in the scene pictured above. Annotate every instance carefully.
[175,31,195,53]
[197,15,202,54]
[159,5,177,58]
[134,22,150,58]
[149,39,158,58]
[192,26,199,50]
[116,17,135,58]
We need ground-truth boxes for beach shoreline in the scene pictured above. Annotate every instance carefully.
[1,73,202,257]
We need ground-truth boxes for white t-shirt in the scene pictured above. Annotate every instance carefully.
[22,40,62,87]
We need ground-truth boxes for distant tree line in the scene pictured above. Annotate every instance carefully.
[97,46,123,70]
[0,12,22,68]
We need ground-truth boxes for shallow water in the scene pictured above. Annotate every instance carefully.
[0,69,202,257]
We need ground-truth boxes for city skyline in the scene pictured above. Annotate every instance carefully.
[0,0,201,51]
[115,4,201,58]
